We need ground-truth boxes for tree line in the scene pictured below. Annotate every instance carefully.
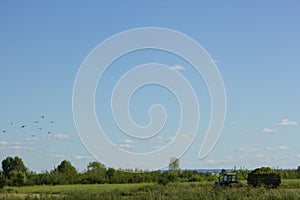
[0,156,215,187]
[0,156,299,188]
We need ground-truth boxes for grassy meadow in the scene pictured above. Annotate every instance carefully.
[1,180,300,200]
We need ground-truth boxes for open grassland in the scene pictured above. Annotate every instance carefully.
[1,180,300,200]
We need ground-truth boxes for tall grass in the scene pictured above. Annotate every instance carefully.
[1,180,300,199]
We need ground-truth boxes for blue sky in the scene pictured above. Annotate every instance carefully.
[0,1,299,172]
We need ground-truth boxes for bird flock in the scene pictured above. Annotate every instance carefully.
[1,115,55,137]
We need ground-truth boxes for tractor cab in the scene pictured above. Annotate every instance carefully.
[215,173,242,187]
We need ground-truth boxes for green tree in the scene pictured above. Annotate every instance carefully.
[0,174,6,188]
[169,157,180,172]
[10,170,26,187]
[2,157,27,179]
[85,161,106,184]
[87,161,105,171]
[54,160,78,184]
[106,168,115,183]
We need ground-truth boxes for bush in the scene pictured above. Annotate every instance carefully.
[0,174,6,188]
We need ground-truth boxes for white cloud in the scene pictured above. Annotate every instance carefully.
[53,134,71,140]
[266,145,288,150]
[26,136,40,141]
[118,143,134,148]
[0,145,32,151]
[123,139,133,144]
[238,147,261,152]
[275,119,298,126]
[0,141,33,151]
[150,136,173,143]
[74,155,93,160]
[261,128,277,134]
[0,141,9,146]
[169,65,185,71]
[118,139,135,149]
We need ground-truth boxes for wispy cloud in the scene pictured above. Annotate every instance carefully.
[0,141,9,145]
[150,136,173,143]
[0,141,33,151]
[26,136,40,141]
[118,139,135,149]
[266,145,288,150]
[118,143,134,148]
[169,65,185,71]
[261,128,277,134]
[237,147,261,153]
[74,155,93,160]
[275,119,297,126]
[0,146,32,150]
[123,139,133,144]
[47,134,71,140]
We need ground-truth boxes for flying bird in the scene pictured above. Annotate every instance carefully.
[33,121,39,123]
[48,131,51,134]
[2,130,6,133]
[49,121,54,124]
[21,125,26,128]
[41,116,45,119]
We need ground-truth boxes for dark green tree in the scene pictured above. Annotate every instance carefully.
[84,161,106,184]
[2,157,27,179]
[0,174,5,188]
[54,160,78,184]
[106,168,115,183]
[10,170,26,187]
[87,161,105,171]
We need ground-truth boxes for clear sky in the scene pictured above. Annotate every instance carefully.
[0,1,299,172]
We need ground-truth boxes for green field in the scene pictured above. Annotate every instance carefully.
[1,180,300,199]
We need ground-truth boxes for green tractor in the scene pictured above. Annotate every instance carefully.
[215,172,242,187]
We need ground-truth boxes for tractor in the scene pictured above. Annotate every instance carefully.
[215,172,242,187]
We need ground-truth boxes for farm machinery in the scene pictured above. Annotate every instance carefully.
[247,167,281,188]
[215,172,242,187]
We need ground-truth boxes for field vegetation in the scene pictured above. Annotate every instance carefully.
[1,180,300,199]
[1,156,300,199]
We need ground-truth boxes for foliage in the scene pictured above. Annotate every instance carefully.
[248,167,280,178]
[81,162,106,184]
[0,174,5,189]
[9,170,26,187]
[1,157,27,179]
[51,160,78,185]
[1,157,27,186]
[1,181,300,200]
[1,156,300,188]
